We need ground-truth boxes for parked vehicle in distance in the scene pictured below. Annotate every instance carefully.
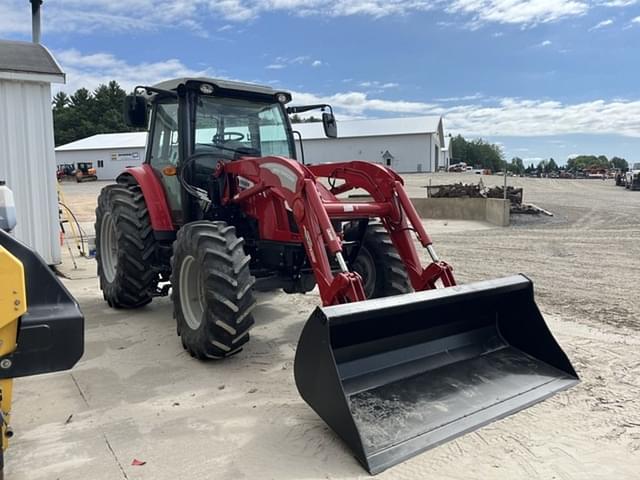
[614,168,627,186]
[75,162,98,182]
[56,163,75,181]
[625,163,640,190]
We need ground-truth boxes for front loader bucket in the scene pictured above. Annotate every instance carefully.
[294,275,578,474]
[0,230,84,379]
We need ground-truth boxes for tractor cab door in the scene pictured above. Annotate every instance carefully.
[148,99,183,222]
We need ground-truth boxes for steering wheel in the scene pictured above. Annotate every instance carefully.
[214,131,245,142]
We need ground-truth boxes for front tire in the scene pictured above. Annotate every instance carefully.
[346,223,412,298]
[171,221,256,359]
[95,184,158,308]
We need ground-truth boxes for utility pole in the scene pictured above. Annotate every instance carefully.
[504,159,508,201]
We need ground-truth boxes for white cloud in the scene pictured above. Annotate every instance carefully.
[436,93,484,102]
[52,49,640,140]
[599,0,637,6]
[3,0,629,36]
[264,56,323,69]
[633,15,640,22]
[446,0,589,27]
[54,49,211,93]
[443,98,640,137]
[590,18,614,29]
[538,39,553,46]
[290,90,438,115]
[358,80,400,89]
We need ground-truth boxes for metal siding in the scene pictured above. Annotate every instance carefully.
[0,80,60,264]
[295,134,434,173]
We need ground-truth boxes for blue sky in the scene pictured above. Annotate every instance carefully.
[2,0,640,164]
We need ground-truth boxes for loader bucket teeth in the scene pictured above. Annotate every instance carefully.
[294,274,579,474]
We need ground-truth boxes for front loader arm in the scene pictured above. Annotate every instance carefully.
[221,157,366,305]
[309,161,456,290]
[221,157,455,305]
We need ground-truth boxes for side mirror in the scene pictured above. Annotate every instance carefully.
[322,112,337,138]
[124,95,148,128]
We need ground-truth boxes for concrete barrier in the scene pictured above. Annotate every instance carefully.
[348,196,510,226]
[411,198,487,221]
[412,197,510,226]
[485,198,510,227]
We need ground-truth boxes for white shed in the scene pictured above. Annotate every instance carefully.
[55,132,147,180]
[293,116,446,173]
[0,39,65,264]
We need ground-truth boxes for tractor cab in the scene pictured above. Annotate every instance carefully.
[124,78,336,224]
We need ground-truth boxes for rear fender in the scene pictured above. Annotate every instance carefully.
[117,165,175,231]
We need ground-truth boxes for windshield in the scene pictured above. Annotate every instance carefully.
[632,163,640,170]
[194,96,293,159]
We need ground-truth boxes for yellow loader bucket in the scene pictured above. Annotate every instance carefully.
[294,275,578,474]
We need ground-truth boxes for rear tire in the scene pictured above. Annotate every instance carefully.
[171,221,256,359]
[95,184,158,308]
[346,223,411,298]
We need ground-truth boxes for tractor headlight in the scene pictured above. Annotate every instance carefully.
[275,92,289,103]
[199,83,214,95]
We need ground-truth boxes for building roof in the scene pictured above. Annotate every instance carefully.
[0,39,65,82]
[293,116,444,141]
[55,132,147,152]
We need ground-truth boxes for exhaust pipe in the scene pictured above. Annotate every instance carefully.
[30,0,43,44]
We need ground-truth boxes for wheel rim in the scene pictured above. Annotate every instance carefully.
[179,255,205,330]
[352,247,376,298]
[100,213,118,283]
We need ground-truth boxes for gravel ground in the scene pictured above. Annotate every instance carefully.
[9,174,639,479]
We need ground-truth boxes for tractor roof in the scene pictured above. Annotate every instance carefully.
[153,77,287,97]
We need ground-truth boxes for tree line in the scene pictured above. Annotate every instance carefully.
[52,81,140,146]
[450,134,628,174]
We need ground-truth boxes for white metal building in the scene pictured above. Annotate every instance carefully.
[0,39,65,264]
[293,116,448,173]
[441,135,452,169]
[55,132,147,180]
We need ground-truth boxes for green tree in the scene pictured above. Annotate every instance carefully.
[537,159,548,174]
[450,135,504,171]
[547,158,558,172]
[610,156,628,170]
[567,155,609,171]
[290,114,322,124]
[52,91,70,110]
[507,157,525,175]
[52,81,135,146]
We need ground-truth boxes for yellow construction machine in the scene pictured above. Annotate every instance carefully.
[0,228,84,476]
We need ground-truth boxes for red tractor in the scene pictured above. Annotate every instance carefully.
[95,78,578,474]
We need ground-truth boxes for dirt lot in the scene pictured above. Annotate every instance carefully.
[7,174,640,479]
